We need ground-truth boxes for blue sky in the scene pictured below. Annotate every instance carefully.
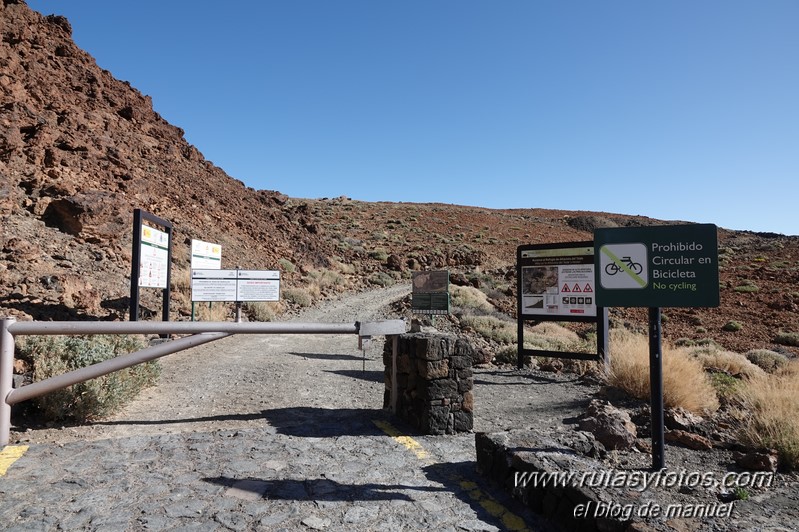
[28,1,799,235]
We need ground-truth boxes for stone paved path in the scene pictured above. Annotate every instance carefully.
[1,286,561,531]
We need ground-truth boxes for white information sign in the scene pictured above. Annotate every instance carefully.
[191,269,237,302]
[237,270,281,302]
[191,269,281,302]
[139,225,170,288]
[519,245,597,318]
[191,239,222,270]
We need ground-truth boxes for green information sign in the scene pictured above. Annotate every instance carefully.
[594,224,719,308]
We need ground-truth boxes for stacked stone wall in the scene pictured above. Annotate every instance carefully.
[383,333,473,435]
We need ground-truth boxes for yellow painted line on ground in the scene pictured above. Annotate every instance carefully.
[372,419,429,460]
[0,445,29,476]
[372,420,529,532]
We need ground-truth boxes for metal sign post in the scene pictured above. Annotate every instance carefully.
[594,223,720,471]
[649,307,665,470]
[130,209,173,324]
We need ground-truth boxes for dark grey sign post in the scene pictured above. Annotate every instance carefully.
[594,223,719,470]
[130,209,174,324]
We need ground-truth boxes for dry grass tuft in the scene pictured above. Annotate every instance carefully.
[606,330,719,414]
[451,285,494,313]
[739,361,799,470]
[689,345,766,380]
[194,302,231,321]
[244,301,283,322]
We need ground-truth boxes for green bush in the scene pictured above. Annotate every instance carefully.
[722,321,743,332]
[278,258,295,273]
[369,272,395,287]
[733,284,759,293]
[368,249,389,261]
[745,349,789,374]
[774,332,799,347]
[18,335,159,423]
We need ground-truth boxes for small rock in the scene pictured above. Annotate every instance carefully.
[733,450,779,472]
[664,429,713,450]
[301,516,331,530]
[665,407,704,431]
[578,400,637,450]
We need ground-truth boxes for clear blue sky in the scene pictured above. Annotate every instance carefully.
[28,1,799,235]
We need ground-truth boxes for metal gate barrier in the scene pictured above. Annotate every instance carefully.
[0,318,405,446]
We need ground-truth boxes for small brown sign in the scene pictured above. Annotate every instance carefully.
[412,270,448,293]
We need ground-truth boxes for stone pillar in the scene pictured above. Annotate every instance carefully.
[383,333,473,435]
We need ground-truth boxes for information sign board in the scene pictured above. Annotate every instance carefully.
[518,243,596,318]
[594,224,719,308]
[237,270,281,302]
[191,239,222,270]
[191,269,280,303]
[412,270,449,315]
[191,269,237,302]
[139,225,170,288]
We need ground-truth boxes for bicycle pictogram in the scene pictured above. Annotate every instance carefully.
[605,256,643,276]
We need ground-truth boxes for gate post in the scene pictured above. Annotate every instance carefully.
[1,318,16,446]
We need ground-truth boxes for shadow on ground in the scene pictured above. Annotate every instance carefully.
[261,406,392,437]
[202,461,557,531]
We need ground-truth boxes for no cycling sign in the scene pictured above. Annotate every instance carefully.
[594,224,719,308]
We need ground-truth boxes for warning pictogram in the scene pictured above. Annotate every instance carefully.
[562,284,571,293]
[572,284,582,293]
[584,283,593,292]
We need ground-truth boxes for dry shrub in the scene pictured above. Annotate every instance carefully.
[689,345,766,380]
[330,259,356,275]
[606,330,719,414]
[529,322,581,343]
[171,265,193,315]
[307,268,347,290]
[194,302,231,321]
[739,361,799,470]
[461,315,516,344]
[244,301,283,322]
[745,349,790,374]
[451,285,494,313]
[282,287,313,307]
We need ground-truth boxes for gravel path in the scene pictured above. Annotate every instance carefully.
[3,284,561,531]
[5,284,796,531]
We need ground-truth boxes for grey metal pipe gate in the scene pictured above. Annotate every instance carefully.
[0,317,405,446]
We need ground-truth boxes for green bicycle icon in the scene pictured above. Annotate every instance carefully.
[605,256,643,275]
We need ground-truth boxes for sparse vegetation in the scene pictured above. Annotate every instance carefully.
[17,335,159,422]
[244,301,282,321]
[450,285,494,313]
[745,349,789,374]
[278,258,295,273]
[774,332,799,347]
[606,329,719,414]
[282,287,313,307]
[689,344,765,380]
[461,315,517,344]
[722,320,743,332]
[739,362,799,470]
[368,249,389,261]
[733,282,759,293]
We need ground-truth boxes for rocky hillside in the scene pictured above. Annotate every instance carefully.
[1,0,798,356]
